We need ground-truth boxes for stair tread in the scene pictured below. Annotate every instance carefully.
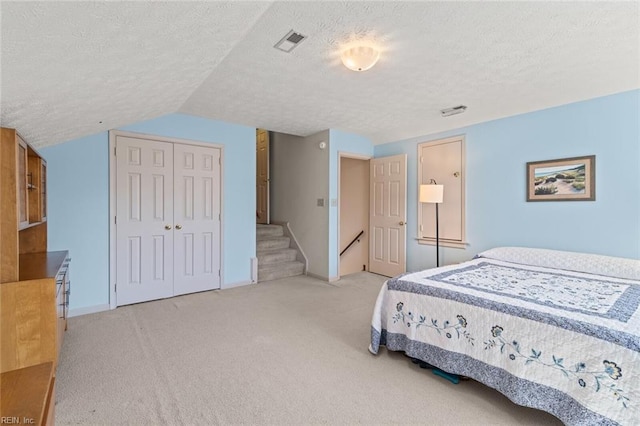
[257,247,297,254]
[258,260,304,271]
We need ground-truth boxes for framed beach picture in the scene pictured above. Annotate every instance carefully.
[526,155,595,201]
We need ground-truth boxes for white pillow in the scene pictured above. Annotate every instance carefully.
[476,247,640,281]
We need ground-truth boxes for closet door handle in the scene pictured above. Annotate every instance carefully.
[165,225,172,230]
[175,224,183,230]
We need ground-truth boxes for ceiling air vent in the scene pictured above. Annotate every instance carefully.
[274,30,307,53]
[440,105,467,117]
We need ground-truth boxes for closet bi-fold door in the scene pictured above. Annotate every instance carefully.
[115,136,221,306]
[116,136,174,306]
[173,144,221,296]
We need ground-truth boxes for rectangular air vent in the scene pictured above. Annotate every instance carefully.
[274,30,307,53]
[440,105,468,117]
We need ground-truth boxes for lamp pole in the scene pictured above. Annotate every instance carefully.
[435,201,440,267]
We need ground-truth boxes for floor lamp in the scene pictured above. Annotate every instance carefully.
[419,180,444,267]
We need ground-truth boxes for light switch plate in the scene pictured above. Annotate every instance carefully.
[317,198,325,207]
[330,198,337,207]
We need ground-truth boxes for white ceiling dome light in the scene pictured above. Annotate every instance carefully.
[341,46,380,72]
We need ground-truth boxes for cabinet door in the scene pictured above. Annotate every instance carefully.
[27,155,42,223]
[17,137,28,228]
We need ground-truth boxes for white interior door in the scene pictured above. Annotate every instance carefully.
[173,144,221,295]
[369,154,407,277]
[116,136,174,306]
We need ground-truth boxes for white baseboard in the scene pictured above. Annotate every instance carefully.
[68,304,110,318]
[222,279,254,290]
[306,272,330,281]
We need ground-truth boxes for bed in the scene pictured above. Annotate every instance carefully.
[369,247,640,425]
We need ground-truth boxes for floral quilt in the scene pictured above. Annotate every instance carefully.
[369,250,640,425]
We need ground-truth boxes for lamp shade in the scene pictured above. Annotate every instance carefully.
[419,184,444,203]
[341,46,380,72]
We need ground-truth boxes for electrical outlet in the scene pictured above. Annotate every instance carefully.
[330,198,337,207]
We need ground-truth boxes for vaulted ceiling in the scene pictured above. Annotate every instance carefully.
[2,1,638,148]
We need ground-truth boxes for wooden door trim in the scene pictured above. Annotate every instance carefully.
[108,130,226,309]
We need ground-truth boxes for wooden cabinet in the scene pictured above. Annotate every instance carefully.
[1,362,55,426]
[1,251,70,373]
[1,127,49,282]
[1,127,69,373]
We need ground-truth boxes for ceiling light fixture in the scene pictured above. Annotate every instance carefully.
[341,46,380,72]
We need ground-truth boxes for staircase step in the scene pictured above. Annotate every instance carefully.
[257,236,290,251]
[257,224,284,239]
[258,248,298,264]
[258,261,304,282]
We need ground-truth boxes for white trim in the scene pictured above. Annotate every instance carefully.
[337,151,372,278]
[108,129,226,309]
[417,238,468,249]
[222,280,254,290]
[109,129,224,150]
[69,304,110,318]
[307,272,330,281]
[109,132,117,309]
[417,134,466,249]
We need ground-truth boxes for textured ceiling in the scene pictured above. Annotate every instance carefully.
[1,1,639,148]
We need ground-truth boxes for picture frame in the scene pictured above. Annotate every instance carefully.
[526,155,595,202]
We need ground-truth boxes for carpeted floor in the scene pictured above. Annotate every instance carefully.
[56,272,562,425]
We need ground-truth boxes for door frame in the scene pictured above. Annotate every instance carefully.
[108,130,225,309]
[336,151,372,279]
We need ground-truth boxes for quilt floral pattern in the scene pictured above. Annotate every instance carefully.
[483,325,630,409]
[431,262,638,321]
[391,302,475,345]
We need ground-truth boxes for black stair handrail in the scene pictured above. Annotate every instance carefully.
[340,230,365,256]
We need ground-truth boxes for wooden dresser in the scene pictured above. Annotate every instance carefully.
[1,362,55,425]
[1,251,71,372]
[1,127,70,425]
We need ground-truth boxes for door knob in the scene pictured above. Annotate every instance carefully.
[399,221,406,226]
[175,224,183,230]
[165,225,172,230]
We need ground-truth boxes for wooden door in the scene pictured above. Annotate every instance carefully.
[256,129,269,224]
[115,136,174,306]
[369,154,407,277]
[173,143,221,295]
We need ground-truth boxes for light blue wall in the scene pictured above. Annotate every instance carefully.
[44,132,110,309]
[42,113,256,311]
[375,90,640,272]
[329,129,374,278]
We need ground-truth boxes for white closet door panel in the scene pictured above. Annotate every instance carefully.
[116,136,174,306]
[173,144,221,295]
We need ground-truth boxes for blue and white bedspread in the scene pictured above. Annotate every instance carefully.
[369,247,640,425]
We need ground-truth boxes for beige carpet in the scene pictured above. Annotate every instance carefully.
[56,272,562,425]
